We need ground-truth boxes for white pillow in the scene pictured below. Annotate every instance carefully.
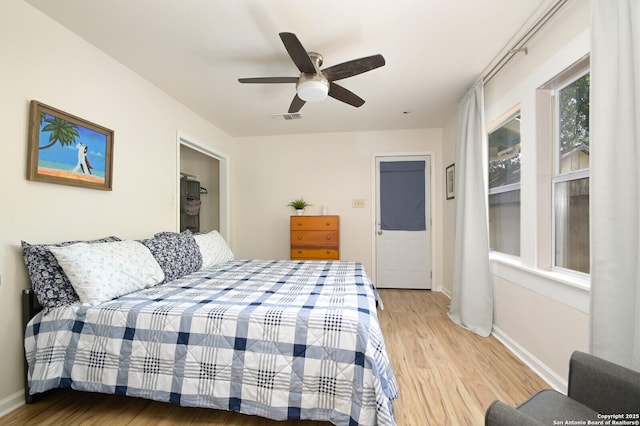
[193,230,234,269]
[49,240,165,305]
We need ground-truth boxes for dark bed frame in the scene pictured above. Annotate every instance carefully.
[22,288,44,404]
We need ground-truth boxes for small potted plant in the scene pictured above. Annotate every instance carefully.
[288,197,311,215]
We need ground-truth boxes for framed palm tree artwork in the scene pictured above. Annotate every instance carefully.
[27,100,113,190]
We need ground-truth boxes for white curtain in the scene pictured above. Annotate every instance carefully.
[448,80,493,337]
[590,0,640,370]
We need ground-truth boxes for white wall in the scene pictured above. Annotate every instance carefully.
[482,0,591,387]
[0,0,233,412]
[231,129,444,285]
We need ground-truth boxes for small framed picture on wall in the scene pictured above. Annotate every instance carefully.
[446,163,455,200]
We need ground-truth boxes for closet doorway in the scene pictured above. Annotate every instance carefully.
[177,133,229,241]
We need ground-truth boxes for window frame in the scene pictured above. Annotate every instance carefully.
[486,32,592,313]
[549,65,591,277]
[487,109,522,257]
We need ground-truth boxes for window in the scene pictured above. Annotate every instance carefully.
[552,71,590,274]
[488,113,521,256]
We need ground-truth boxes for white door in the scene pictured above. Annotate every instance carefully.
[375,156,431,289]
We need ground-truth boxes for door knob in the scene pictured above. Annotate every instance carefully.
[377,230,383,235]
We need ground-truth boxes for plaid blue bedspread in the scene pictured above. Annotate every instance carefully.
[25,259,399,425]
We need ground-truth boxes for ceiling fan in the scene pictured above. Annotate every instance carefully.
[238,32,385,113]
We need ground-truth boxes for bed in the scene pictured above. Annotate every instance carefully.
[22,231,399,426]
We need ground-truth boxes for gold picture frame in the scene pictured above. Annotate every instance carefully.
[28,101,113,191]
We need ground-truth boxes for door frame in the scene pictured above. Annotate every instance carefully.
[371,151,436,289]
[177,131,230,243]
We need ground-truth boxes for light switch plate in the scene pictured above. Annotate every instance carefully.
[352,199,365,208]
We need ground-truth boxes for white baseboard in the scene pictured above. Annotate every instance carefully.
[492,326,567,393]
[0,389,24,418]
[440,287,452,299]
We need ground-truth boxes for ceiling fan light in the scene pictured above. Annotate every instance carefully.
[297,79,329,102]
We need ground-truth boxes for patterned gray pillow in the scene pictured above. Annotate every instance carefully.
[21,236,121,312]
[139,230,202,283]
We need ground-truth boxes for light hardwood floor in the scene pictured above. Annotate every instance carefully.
[2,290,548,425]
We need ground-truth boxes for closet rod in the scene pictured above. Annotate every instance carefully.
[482,0,570,84]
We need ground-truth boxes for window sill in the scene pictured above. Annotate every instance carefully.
[489,252,590,313]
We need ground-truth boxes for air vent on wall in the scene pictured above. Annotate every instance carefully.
[270,112,303,121]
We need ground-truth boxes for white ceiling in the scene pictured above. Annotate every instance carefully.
[25,0,551,138]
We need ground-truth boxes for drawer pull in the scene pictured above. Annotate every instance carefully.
[326,236,331,240]
[297,236,303,240]
[326,222,331,226]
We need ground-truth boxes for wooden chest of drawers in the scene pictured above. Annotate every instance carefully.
[290,215,339,260]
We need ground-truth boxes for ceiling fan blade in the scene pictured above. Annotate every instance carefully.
[238,77,298,84]
[279,32,316,74]
[328,82,365,107]
[322,54,386,81]
[288,94,306,113]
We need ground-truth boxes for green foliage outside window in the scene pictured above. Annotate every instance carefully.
[559,73,590,156]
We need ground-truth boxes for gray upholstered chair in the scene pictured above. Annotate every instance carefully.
[485,351,640,425]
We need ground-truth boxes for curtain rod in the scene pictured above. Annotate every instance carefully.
[482,0,570,84]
